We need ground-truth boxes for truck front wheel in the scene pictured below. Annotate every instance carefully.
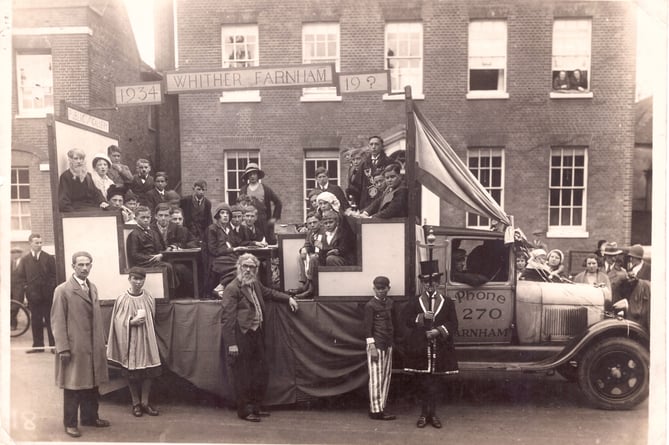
[577,337,649,410]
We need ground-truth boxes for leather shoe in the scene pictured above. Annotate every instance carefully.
[430,415,442,428]
[81,419,110,427]
[26,348,44,354]
[241,413,261,422]
[369,412,396,420]
[132,404,143,417]
[416,416,428,428]
[141,404,159,416]
[253,410,271,417]
[65,427,81,438]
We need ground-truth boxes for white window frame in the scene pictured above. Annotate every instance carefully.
[546,147,589,238]
[550,18,593,99]
[467,20,508,100]
[224,150,260,204]
[11,167,31,240]
[303,152,340,219]
[15,53,54,117]
[384,22,424,100]
[466,148,504,229]
[301,22,341,102]
[220,25,261,103]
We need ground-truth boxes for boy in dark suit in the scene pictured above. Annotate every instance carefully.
[318,210,356,266]
[180,180,212,241]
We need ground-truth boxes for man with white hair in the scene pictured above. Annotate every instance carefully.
[220,253,299,422]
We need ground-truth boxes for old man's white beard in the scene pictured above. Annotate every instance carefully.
[238,271,256,286]
[71,165,88,181]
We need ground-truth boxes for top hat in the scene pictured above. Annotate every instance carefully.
[241,163,265,181]
[418,260,443,280]
[603,242,623,256]
[628,244,644,259]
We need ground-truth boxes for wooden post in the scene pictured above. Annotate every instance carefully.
[404,86,417,297]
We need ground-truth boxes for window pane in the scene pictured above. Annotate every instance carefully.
[573,208,582,225]
[491,169,501,187]
[551,155,561,167]
[562,170,572,186]
[550,209,560,225]
[575,155,584,167]
[574,168,584,186]
[561,189,572,206]
[479,170,490,186]
[561,208,571,224]
[492,157,501,167]
[19,185,30,199]
[550,189,560,206]
[573,189,583,206]
[469,70,500,90]
[11,186,17,199]
[550,168,561,187]
[469,158,478,168]
[18,169,29,182]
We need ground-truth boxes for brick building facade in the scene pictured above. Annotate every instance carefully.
[159,0,636,257]
[10,0,168,250]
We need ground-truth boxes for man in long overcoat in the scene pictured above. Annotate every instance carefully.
[51,251,110,438]
[15,234,57,352]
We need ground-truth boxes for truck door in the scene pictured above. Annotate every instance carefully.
[444,237,514,345]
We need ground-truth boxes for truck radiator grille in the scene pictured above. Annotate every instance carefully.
[542,307,588,341]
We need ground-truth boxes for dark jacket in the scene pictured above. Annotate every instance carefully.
[58,171,106,212]
[128,174,154,205]
[400,292,459,375]
[239,183,282,221]
[15,251,56,305]
[126,225,166,267]
[363,184,408,219]
[319,224,356,266]
[180,196,213,240]
[153,222,199,249]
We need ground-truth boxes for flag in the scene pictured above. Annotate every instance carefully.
[414,106,512,227]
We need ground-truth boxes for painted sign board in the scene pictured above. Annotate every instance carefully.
[164,63,336,93]
[448,286,514,344]
[338,71,390,94]
[66,106,109,133]
[115,82,163,106]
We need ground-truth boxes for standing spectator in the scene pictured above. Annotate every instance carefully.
[401,260,458,429]
[180,180,213,241]
[359,136,391,209]
[107,267,161,418]
[16,234,57,353]
[58,148,109,212]
[143,171,169,213]
[206,203,239,292]
[573,255,611,289]
[345,148,365,209]
[239,163,282,242]
[51,251,110,438]
[90,153,115,199]
[128,159,154,205]
[627,244,651,281]
[313,166,349,211]
[10,247,24,331]
[220,253,299,422]
[602,242,628,304]
[107,144,134,186]
[364,276,396,421]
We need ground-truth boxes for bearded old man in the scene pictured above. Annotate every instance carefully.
[58,148,109,212]
[220,253,299,422]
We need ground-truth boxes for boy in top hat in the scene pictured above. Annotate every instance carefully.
[363,276,396,421]
[401,260,458,429]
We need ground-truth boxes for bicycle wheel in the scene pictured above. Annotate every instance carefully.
[11,301,31,338]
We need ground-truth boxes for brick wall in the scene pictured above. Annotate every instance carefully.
[173,0,635,255]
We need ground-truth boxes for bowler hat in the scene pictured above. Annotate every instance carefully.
[419,260,443,280]
[628,244,644,259]
[603,242,623,256]
[241,163,265,181]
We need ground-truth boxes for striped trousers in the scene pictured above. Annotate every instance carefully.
[367,346,393,413]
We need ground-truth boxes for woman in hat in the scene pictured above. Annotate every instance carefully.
[91,153,115,199]
[238,163,282,244]
[107,267,161,417]
[400,260,458,429]
[546,249,568,282]
[520,248,552,281]
[205,202,239,295]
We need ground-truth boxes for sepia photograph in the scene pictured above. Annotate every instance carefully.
[1,0,666,444]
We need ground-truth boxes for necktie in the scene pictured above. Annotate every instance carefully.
[81,281,89,293]
[248,286,263,326]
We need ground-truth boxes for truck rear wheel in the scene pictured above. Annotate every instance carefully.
[577,337,649,410]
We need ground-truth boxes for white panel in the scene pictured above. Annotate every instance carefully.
[62,216,164,301]
[318,222,405,296]
[421,186,440,226]
[281,237,308,290]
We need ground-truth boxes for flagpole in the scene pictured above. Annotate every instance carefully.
[405,85,417,298]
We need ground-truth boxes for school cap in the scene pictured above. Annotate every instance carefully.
[128,267,146,278]
[373,276,390,288]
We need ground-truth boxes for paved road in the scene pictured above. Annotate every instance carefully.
[7,333,648,444]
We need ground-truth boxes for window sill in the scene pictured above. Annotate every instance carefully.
[15,112,50,119]
[546,229,590,239]
[550,91,593,99]
[466,91,509,100]
[299,95,342,103]
[383,93,425,101]
[219,94,262,103]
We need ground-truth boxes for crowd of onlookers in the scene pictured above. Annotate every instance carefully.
[56,136,408,298]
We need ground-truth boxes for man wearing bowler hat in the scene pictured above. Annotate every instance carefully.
[401,260,458,429]
[627,244,651,281]
[238,163,282,245]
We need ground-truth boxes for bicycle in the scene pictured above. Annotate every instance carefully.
[10,300,31,338]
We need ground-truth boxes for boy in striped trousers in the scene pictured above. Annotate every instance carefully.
[364,276,396,420]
